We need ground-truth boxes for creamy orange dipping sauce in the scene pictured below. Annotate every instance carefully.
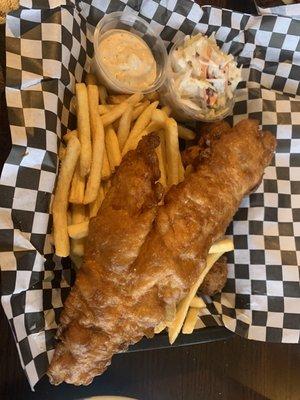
[98,29,157,91]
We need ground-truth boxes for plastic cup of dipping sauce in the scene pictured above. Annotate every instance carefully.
[91,12,168,94]
[160,33,242,122]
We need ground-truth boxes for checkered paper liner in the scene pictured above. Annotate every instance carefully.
[1,0,300,389]
[255,0,300,18]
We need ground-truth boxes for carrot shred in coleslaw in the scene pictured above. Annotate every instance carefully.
[170,33,241,118]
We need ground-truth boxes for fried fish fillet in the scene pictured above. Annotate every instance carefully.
[182,121,232,291]
[48,119,276,385]
[182,120,231,167]
[48,134,162,385]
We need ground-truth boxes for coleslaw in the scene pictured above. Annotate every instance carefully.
[169,33,241,119]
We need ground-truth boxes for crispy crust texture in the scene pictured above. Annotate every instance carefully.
[48,120,276,385]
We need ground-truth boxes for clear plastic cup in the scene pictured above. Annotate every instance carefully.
[160,36,235,122]
[91,12,168,94]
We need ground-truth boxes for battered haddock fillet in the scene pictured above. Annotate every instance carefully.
[48,119,276,385]
[48,134,162,385]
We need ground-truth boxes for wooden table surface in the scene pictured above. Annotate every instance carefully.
[0,1,300,399]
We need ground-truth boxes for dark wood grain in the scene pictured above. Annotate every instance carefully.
[1,304,300,400]
[1,2,300,400]
[198,0,257,13]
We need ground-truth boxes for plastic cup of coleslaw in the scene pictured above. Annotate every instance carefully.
[91,12,168,94]
[160,34,241,122]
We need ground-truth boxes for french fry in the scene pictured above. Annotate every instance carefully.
[63,129,78,144]
[124,121,161,154]
[162,105,172,116]
[84,84,105,204]
[99,85,108,105]
[53,136,81,257]
[117,105,133,150]
[182,307,199,334]
[156,130,167,187]
[71,204,86,257]
[98,104,115,115]
[138,120,161,137]
[194,318,205,330]
[71,203,86,223]
[132,100,150,121]
[127,93,143,105]
[101,144,111,180]
[89,184,105,218]
[190,296,206,308]
[101,102,129,127]
[122,101,159,155]
[109,93,143,105]
[178,125,196,141]
[85,73,97,85]
[101,93,142,127]
[151,109,168,125]
[154,303,178,335]
[105,125,122,172]
[159,130,168,183]
[109,94,131,104]
[168,251,225,344]
[209,237,234,254]
[58,143,66,161]
[68,220,89,240]
[156,147,167,187]
[76,83,92,177]
[178,154,185,183]
[72,241,85,257]
[69,162,85,204]
[154,322,166,334]
[165,118,179,187]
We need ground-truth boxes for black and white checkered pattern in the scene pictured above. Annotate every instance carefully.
[0,0,299,388]
[255,1,300,19]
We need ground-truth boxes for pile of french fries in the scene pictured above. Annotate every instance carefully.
[53,73,196,261]
[52,73,234,343]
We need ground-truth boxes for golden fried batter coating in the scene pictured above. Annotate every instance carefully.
[48,120,276,385]
[181,120,231,167]
[199,255,228,296]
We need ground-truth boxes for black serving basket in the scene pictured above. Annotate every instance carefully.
[255,0,299,6]
[30,328,233,400]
